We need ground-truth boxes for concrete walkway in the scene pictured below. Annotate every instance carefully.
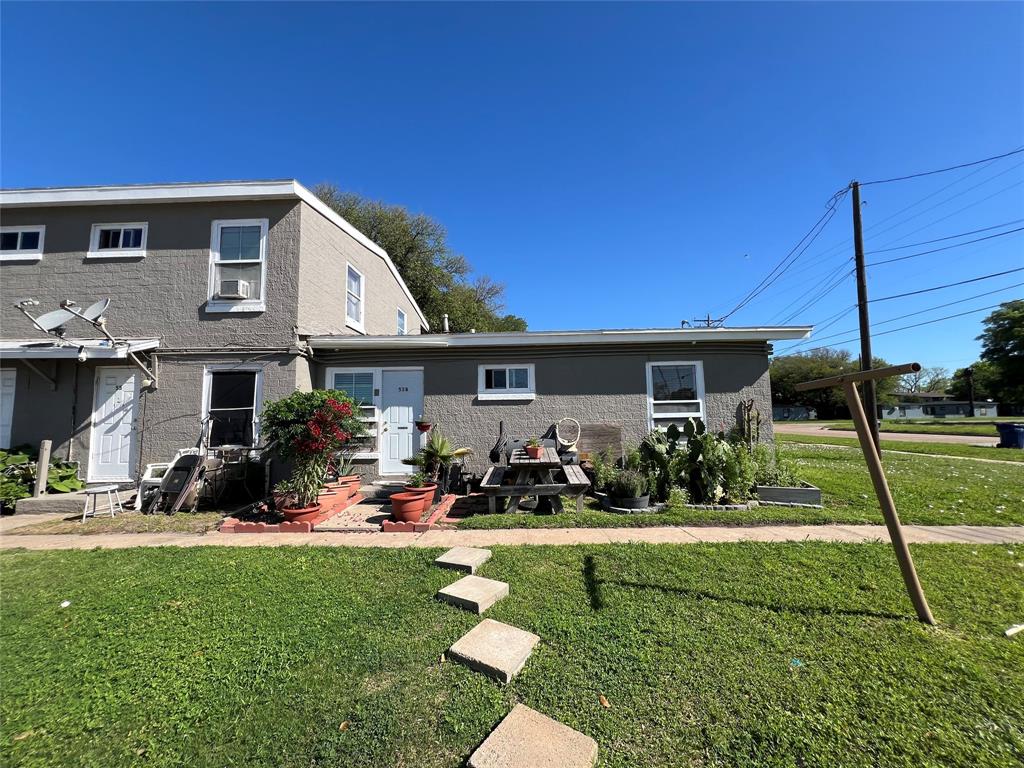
[775,422,998,446]
[3,524,1022,551]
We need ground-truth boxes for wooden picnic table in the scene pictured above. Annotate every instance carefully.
[480,447,591,514]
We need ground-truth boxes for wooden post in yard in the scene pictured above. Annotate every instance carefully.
[796,363,936,625]
[33,440,52,498]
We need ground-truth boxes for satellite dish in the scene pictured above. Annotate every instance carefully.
[81,298,110,322]
[33,308,76,333]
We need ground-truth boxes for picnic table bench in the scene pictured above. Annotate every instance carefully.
[480,447,591,514]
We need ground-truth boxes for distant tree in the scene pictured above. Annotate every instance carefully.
[977,300,1024,405]
[771,349,897,418]
[313,184,527,333]
[948,361,1000,401]
[899,366,950,394]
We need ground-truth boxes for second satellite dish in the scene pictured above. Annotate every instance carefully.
[81,298,110,323]
[33,308,76,333]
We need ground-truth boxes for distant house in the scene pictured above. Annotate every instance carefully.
[772,405,817,421]
[881,391,998,419]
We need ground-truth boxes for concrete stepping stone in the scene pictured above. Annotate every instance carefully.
[468,703,598,768]
[436,575,508,614]
[435,546,492,574]
[449,618,539,683]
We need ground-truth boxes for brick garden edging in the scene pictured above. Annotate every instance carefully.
[219,491,366,534]
[381,494,457,533]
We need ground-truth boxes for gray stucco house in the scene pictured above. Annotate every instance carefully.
[0,180,809,484]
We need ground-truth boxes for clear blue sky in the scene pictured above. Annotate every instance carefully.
[2,2,1021,371]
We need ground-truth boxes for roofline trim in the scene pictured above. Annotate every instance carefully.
[0,180,430,330]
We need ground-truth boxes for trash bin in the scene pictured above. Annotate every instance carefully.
[995,423,1024,449]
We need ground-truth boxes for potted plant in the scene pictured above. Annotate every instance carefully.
[403,471,437,501]
[608,469,650,510]
[402,429,472,499]
[261,390,365,522]
[414,415,433,433]
[389,490,429,522]
[524,437,543,459]
[332,451,361,500]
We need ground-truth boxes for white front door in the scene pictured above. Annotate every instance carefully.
[380,369,423,475]
[89,367,139,481]
[0,369,15,449]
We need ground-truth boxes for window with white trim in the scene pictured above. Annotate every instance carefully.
[0,226,45,260]
[477,363,535,400]
[346,264,364,330]
[397,308,407,335]
[646,361,705,430]
[204,369,262,447]
[88,222,147,258]
[328,368,378,457]
[207,219,268,312]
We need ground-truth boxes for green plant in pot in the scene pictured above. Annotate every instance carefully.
[403,470,437,500]
[608,469,650,510]
[524,436,543,459]
[261,390,364,522]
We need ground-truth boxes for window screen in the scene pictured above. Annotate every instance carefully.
[332,371,374,404]
[207,372,257,446]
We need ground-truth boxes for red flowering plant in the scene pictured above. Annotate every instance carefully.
[261,391,364,509]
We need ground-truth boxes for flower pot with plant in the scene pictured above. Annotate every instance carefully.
[403,471,438,502]
[389,491,429,522]
[402,429,472,499]
[608,469,650,510]
[261,390,365,520]
[524,437,543,459]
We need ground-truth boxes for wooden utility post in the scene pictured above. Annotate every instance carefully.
[797,362,936,625]
[851,181,881,450]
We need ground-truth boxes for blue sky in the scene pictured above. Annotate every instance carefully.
[2,1,1021,371]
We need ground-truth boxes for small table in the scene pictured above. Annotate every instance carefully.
[81,485,124,523]
[480,447,591,514]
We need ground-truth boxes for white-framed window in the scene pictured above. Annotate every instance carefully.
[346,263,364,331]
[477,363,536,400]
[202,365,264,447]
[206,218,268,313]
[0,225,45,260]
[327,367,380,458]
[646,361,705,431]
[87,222,148,259]
[397,308,407,336]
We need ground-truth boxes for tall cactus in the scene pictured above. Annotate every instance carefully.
[739,399,761,451]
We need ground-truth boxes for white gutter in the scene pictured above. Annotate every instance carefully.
[307,327,813,350]
[0,338,160,359]
[0,179,430,331]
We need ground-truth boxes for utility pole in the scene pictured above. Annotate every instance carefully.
[851,181,881,450]
[965,367,975,417]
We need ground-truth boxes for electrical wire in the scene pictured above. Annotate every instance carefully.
[868,267,1024,304]
[866,226,1024,267]
[864,219,1024,254]
[858,147,1024,187]
[777,266,855,325]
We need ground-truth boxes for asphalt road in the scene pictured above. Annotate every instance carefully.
[774,422,999,447]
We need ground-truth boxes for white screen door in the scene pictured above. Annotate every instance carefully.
[89,367,139,481]
[380,370,423,475]
[0,369,15,449]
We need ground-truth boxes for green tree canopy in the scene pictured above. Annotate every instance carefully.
[314,184,527,333]
[771,349,898,418]
[948,301,1024,406]
[948,361,1000,402]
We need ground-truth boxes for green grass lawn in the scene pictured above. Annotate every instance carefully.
[7,511,224,536]
[460,442,1024,529]
[776,432,1024,463]
[823,419,1007,437]
[2,544,1022,767]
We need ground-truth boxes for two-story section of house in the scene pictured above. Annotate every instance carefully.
[0,180,428,483]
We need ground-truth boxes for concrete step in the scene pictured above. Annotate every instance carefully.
[468,704,598,768]
[436,575,508,614]
[449,619,539,683]
[434,546,492,574]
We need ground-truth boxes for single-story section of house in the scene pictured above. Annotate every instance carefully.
[772,405,817,421]
[307,326,810,477]
[881,398,999,419]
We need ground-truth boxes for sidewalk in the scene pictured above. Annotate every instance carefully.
[3,523,1022,551]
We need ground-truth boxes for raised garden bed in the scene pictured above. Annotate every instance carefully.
[219,489,365,534]
[755,483,822,506]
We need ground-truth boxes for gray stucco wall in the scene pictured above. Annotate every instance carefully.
[0,200,301,348]
[297,202,423,337]
[312,341,774,475]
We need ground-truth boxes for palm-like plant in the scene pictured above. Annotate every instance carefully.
[402,429,472,482]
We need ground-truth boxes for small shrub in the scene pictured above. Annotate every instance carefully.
[406,472,426,488]
[752,443,800,487]
[588,449,616,491]
[667,485,690,507]
[609,469,649,500]
[722,441,756,502]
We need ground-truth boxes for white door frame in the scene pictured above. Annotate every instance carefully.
[0,368,15,449]
[380,369,424,476]
[88,366,140,482]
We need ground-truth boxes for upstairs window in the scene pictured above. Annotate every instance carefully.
[346,264,364,331]
[208,219,268,312]
[646,361,705,430]
[88,222,147,258]
[204,369,262,446]
[397,308,407,335]
[477,363,535,400]
[0,226,45,260]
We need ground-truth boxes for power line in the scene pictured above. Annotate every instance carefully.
[864,218,1024,254]
[777,266,855,325]
[720,188,848,322]
[868,267,1024,304]
[866,226,1024,267]
[858,147,1024,187]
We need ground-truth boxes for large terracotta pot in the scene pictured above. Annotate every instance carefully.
[403,482,437,500]
[280,503,322,523]
[390,492,428,523]
[337,475,361,500]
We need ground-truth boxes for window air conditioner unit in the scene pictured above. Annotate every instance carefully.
[217,279,251,299]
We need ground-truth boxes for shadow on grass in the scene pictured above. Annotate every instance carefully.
[582,554,909,622]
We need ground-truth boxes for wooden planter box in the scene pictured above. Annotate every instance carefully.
[755,483,822,505]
